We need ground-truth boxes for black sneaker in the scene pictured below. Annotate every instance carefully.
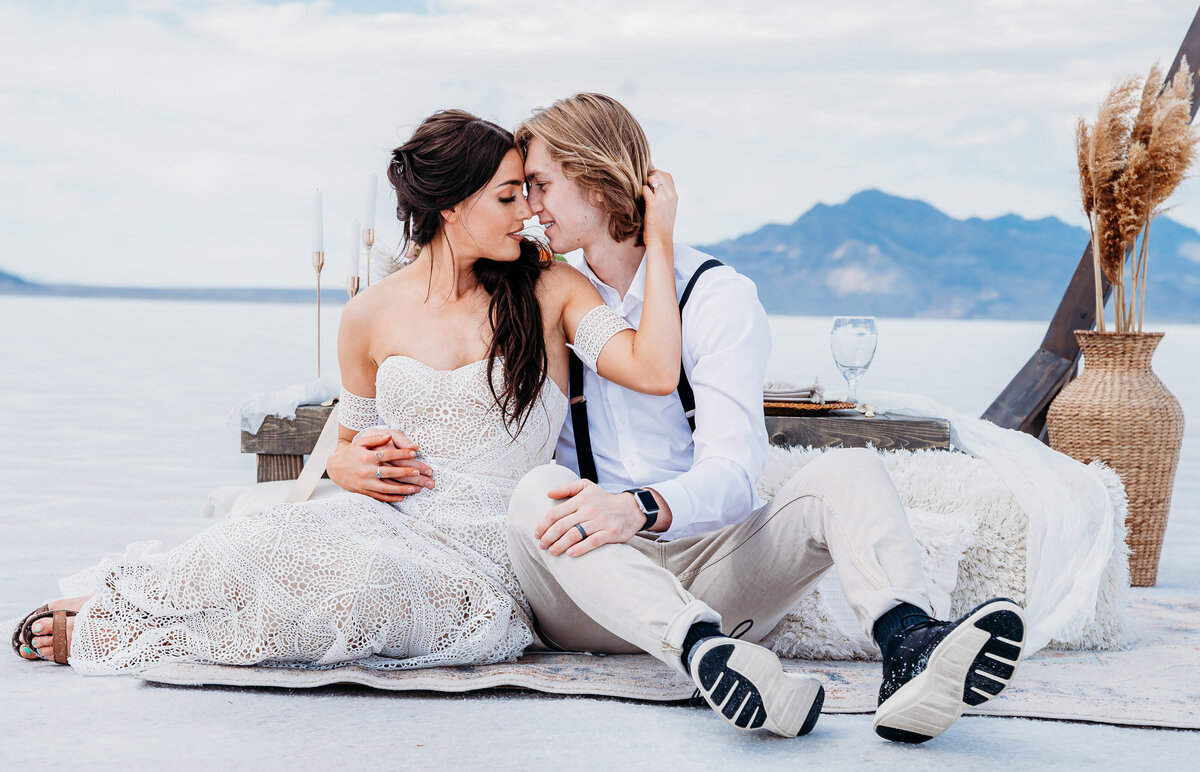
[873,598,1026,743]
[690,637,825,737]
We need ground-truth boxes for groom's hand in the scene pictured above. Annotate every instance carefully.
[536,481,662,558]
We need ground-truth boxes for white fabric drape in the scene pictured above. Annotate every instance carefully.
[866,391,1120,654]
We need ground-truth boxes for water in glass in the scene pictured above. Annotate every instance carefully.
[830,316,878,403]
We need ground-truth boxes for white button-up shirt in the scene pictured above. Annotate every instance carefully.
[557,244,772,540]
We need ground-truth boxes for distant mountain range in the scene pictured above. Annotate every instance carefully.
[0,267,325,303]
[0,267,32,287]
[4,190,1199,320]
[698,189,1200,321]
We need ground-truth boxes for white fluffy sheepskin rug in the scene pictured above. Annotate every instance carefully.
[757,445,1131,660]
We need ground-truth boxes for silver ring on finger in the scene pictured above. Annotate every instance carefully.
[375,467,383,479]
[575,523,587,541]
[652,182,663,189]
[376,450,384,462]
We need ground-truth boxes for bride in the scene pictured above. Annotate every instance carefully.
[13,109,681,673]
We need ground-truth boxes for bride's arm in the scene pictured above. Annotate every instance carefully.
[326,292,433,502]
[560,171,680,395]
[334,292,384,448]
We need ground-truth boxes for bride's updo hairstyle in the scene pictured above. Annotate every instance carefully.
[388,110,552,437]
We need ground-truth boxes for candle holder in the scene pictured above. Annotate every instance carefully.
[347,275,360,299]
[361,227,375,287]
[312,249,325,378]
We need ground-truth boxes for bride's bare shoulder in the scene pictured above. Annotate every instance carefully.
[536,258,591,304]
[340,271,411,329]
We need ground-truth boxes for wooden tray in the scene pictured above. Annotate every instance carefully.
[763,400,857,415]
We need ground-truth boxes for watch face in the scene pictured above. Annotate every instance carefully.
[634,489,659,514]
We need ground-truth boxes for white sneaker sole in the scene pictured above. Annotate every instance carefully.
[873,599,1026,743]
[692,637,825,737]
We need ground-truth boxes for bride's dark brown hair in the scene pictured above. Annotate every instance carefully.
[388,110,552,436]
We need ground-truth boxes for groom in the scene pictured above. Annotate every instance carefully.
[502,93,1026,742]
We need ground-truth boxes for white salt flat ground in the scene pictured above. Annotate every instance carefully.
[1,296,1198,769]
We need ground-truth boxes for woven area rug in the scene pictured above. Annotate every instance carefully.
[138,594,1198,730]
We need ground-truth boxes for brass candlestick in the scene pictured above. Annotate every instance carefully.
[361,227,375,287]
[312,249,325,378]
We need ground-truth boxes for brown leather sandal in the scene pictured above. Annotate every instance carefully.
[11,605,77,664]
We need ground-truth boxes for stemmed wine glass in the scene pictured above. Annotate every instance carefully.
[830,316,878,404]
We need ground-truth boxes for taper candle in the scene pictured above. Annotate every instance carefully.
[347,219,361,280]
[312,188,324,253]
[365,173,377,230]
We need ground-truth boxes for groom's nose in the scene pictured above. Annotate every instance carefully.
[526,185,543,214]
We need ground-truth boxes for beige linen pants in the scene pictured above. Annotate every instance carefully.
[506,448,933,675]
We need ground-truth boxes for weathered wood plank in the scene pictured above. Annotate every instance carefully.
[242,404,950,477]
[766,413,950,451]
[1041,243,1110,356]
[983,8,1200,437]
[1171,8,1200,121]
[983,246,1109,436]
[256,454,304,483]
[982,348,1077,432]
[241,405,334,455]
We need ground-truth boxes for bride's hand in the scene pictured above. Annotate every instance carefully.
[642,170,677,249]
[327,429,435,503]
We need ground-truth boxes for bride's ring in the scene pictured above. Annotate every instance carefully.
[651,182,663,189]
[575,524,587,540]
[375,468,383,479]
[375,450,384,462]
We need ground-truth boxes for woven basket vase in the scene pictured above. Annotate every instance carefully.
[1046,331,1185,586]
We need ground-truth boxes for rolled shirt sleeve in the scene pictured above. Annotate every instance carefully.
[648,273,771,539]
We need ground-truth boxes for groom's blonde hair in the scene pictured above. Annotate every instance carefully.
[515,93,653,246]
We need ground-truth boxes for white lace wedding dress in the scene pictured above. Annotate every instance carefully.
[66,350,579,675]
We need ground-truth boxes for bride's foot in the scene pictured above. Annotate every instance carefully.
[16,596,89,662]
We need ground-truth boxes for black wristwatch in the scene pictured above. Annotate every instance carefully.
[625,488,660,531]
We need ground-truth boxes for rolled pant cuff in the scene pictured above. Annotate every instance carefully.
[661,599,722,676]
[857,590,935,641]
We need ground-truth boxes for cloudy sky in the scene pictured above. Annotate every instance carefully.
[3,0,1200,287]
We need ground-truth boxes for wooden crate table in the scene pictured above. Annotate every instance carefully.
[766,409,951,451]
[241,404,335,483]
[241,404,951,483]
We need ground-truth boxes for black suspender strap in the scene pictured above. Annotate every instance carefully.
[568,350,600,483]
[674,258,723,431]
[567,257,724,482]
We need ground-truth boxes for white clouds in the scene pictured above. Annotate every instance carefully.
[2,0,1200,287]
[1179,241,1200,264]
[826,263,899,296]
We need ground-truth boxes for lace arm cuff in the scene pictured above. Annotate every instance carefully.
[337,388,382,431]
[570,304,634,372]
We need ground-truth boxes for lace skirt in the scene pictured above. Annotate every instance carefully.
[65,493,533,675]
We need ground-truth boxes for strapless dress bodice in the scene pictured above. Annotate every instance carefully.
[374,355,567,481]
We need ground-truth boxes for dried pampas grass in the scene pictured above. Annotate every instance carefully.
[1076,119,1104,330]
[1131,63,1163,146]
[1088,75,1141,331]
[1077,58,1199,332]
